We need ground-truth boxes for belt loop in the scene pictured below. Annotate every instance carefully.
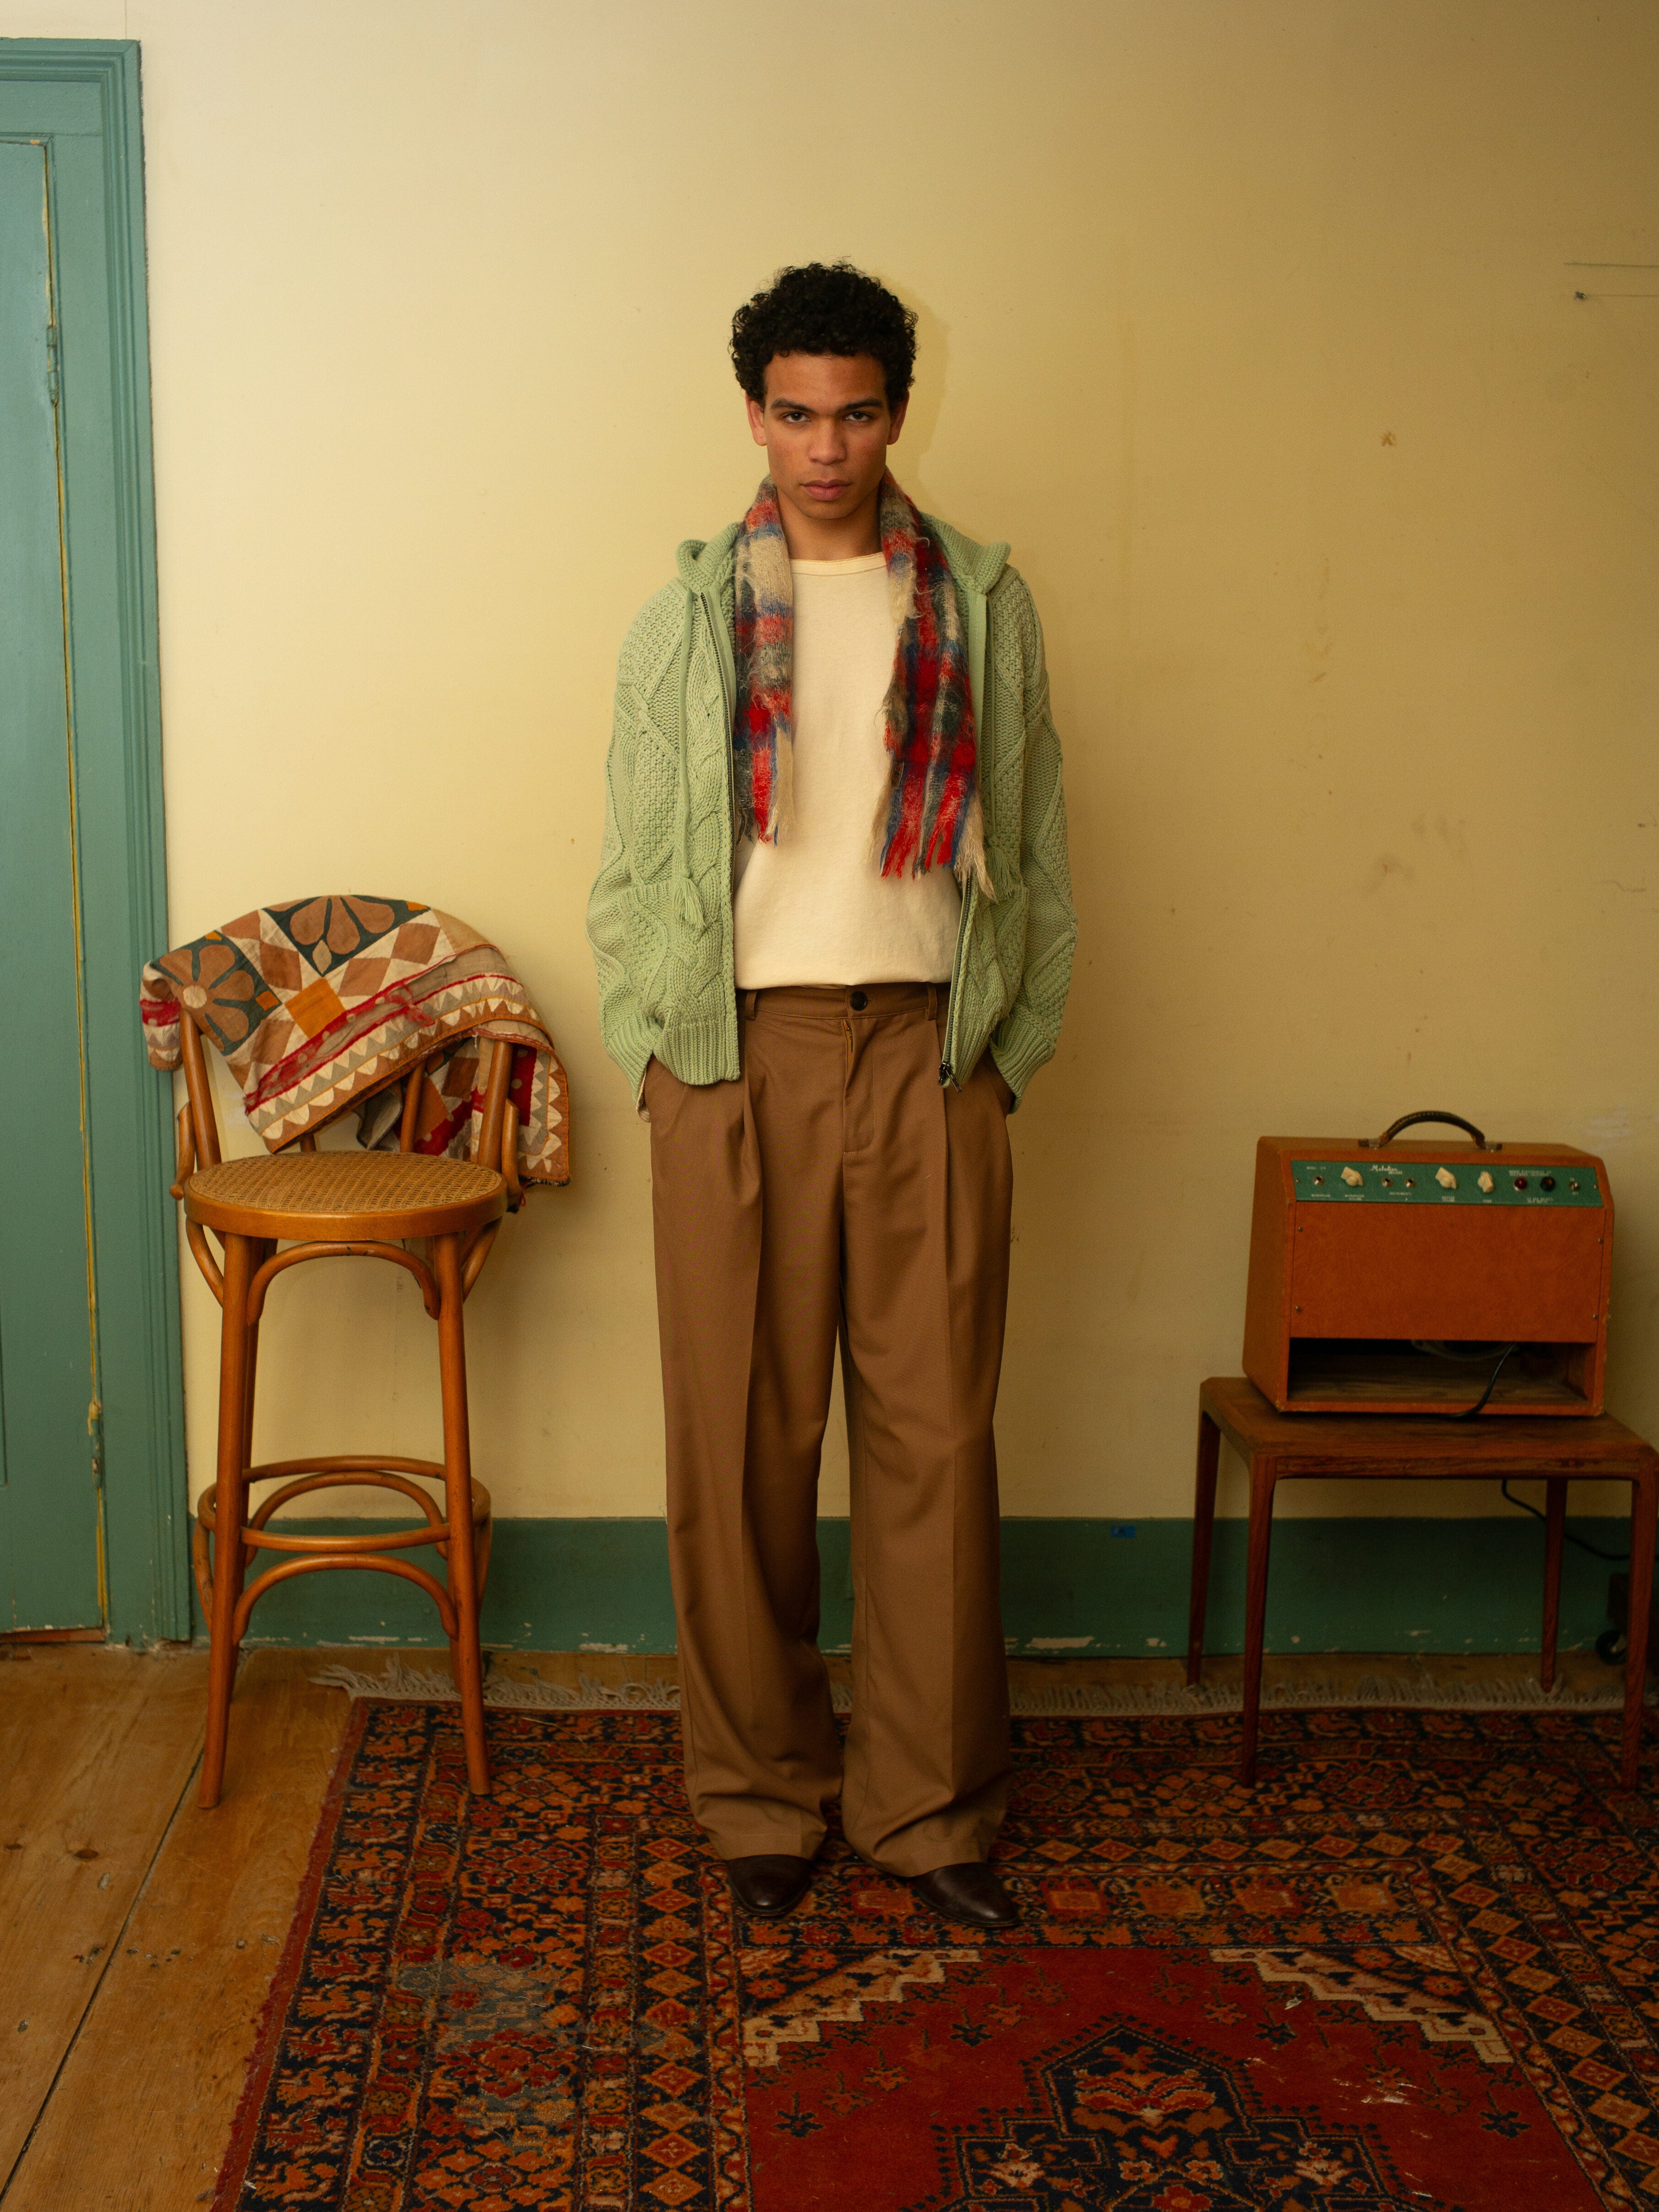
[926,983,939,1021]
[743,989,759,1021]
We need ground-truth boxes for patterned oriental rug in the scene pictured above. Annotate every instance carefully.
[213,1702,1659,2211]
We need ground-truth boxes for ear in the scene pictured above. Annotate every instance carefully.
[886,395,909,446]
[746,394,769,447]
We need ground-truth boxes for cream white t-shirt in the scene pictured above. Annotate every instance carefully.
[732,553,963,988]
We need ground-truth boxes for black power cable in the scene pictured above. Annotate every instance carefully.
[1409,1339,1630,1559]
[1449,1342,1517,1421]
[1409,1338,1518,1419]
[1498,1479,1630,1563]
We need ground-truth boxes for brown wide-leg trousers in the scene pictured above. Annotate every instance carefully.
[647,982,1013,1878]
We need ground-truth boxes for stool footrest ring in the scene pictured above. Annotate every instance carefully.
[191,1460,492,1623]
[231,1554,459,1643]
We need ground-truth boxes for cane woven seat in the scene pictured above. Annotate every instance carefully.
[185,1150,505,1241]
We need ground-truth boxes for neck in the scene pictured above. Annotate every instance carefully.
[774,482,882,562]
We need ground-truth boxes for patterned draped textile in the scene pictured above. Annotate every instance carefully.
[141,895,569,1185]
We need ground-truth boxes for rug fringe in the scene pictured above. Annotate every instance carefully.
[310,1662,1637,1717]
[1001,1673,1636,1715]
[310,1662,684,1710]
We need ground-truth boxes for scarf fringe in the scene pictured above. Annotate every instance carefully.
[770,712,796,847]
[862,786,992,898]
[952,801,991,899]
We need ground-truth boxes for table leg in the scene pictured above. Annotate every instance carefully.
[1239,1455,1278,1787]
[1621,1466,1657,1791]
[1187,1409,1222,1687]
[1541,1477,1566,1693]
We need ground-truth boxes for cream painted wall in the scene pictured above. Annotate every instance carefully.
[7,0,1656,1524]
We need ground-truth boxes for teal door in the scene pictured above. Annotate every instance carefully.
[0,138,103,1630]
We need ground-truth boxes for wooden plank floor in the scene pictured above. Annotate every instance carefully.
[0,1646,206,2189]
[0,1641,1623,2210]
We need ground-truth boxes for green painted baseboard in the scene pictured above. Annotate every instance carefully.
[210,1515,1634,1659]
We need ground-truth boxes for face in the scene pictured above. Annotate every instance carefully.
[746,352,907,528]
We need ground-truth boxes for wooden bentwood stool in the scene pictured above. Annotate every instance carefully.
[173,1012,517,1807]
[1186,1376,1659,1790]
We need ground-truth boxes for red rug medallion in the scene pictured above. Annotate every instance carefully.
[213,1702,1659,2209]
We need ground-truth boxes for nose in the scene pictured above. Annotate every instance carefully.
[807,418,848,465]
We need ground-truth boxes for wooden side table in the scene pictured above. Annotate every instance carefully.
[1186,1376,1659,1788]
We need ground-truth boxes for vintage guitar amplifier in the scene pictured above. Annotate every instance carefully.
[1243,1111,1612,1415]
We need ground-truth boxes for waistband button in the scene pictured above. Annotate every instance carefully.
[849,989,869,1011]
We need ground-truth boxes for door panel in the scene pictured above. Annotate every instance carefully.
[0,138,102,1630]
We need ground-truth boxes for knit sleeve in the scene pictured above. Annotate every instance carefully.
[990,573,1078,1103]
[586,601,669,1100]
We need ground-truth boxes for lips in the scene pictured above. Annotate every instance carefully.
[802,479,849,500]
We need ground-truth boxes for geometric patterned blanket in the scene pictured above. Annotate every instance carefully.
[141,894,570,1185]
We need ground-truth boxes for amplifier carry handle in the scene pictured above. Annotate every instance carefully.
[1360,1109,1500,1152]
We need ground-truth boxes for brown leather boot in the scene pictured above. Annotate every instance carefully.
[909,1862,1021,1929]
[726,1854,815,1919]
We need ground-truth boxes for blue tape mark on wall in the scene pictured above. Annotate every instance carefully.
[219,1516,1632,1657]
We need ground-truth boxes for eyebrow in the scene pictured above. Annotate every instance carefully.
[767,394,885,413]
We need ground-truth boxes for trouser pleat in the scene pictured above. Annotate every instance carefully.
[650,984,1011,1872]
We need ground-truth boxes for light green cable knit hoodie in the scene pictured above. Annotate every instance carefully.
[586,511,1077,1105]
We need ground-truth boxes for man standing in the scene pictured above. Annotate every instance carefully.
[587,263,1075,1929]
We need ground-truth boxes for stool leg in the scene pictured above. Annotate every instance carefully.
[1541,1478,1566,1693]
[1187,1410,1221,1686]
[201,1234,255,1810]
[1239,1456,1278,1787]
[1620,1468,1657,1790]
[435,1232,491,1796]
[240,1246,262,1468]
[239,1239,270,1573]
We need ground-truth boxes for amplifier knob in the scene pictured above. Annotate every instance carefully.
[1341,1167,1363,1187]
[1436,1167,1457,1189]
[1478,1171,1495,1192]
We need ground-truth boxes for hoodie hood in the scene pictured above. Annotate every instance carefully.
[920,512,1010,597]
[675,522,742,596]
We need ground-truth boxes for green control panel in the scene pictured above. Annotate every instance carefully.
[1292,1160,1602,1207]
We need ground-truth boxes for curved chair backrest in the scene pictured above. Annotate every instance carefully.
[171,1011,518,1199]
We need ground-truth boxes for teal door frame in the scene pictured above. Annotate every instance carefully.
[0,41,186,1642]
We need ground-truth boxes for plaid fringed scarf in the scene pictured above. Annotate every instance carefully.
[732,472,990,894]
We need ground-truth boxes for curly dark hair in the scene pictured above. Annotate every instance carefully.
[730,262,917,411]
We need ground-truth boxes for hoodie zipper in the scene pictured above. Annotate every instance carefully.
[705,582,736,746]
[939,577,990,1087]
[702,585,737,864]
[938,880,975,1087]
[700,585,741,1060]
